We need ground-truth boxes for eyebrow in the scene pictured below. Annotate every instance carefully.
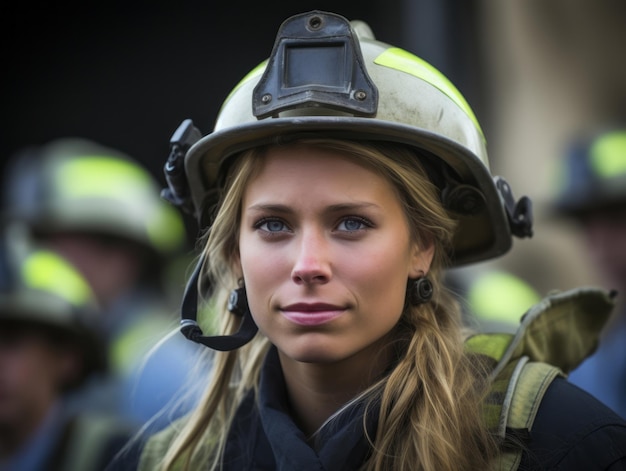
[246,202,380,214]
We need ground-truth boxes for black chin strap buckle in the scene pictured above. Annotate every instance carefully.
[179,257,258,351]
[180,318,204,343]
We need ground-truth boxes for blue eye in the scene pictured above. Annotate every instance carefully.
[256,218,288,233]
[337,217,370,232]
[266,220,286,232]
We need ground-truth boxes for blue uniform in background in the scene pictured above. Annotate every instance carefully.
[568,312,626,419]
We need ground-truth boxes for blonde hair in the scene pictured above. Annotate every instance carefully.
[159,139,498,470]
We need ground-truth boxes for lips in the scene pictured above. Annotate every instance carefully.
[280,302,346,326]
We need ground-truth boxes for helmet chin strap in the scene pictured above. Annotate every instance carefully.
[179,256,258,351]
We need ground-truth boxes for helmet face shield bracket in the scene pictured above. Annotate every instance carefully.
[162,119,203,218]
[252,11,379,119]
[495,177,533,238]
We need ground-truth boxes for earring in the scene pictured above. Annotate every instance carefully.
[228,287,249,317]
[408,277,434,305]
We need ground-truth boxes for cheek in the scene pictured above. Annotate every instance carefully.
[347,246,409,312]
[365,269,408,314]
[240,243,285,285]
[239,242,286,314]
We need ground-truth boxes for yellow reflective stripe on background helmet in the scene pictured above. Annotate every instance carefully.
[21,251,93,307]
[51,155,186,254]
[467,271,540,324]
[54,156,155,203]
[590,130,626,178]
[374,47,484,139]
[145,205,187,253]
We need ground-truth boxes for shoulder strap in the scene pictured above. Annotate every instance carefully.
[487,358,562,471]
[467,286,616,376]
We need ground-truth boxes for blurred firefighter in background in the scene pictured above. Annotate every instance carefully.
[445,266,541,334]
[551,126,626,418]
[0,138,206,430]
[0,230,135,470]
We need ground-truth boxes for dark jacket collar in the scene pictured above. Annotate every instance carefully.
[224,347,377,470]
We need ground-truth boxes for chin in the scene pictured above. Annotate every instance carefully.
[285,346,344,364]
[277,335,347,364]
[291,351,343,364]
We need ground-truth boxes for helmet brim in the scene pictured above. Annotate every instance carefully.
[185,116,512,266]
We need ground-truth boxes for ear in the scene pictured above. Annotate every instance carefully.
[408,239,435,279]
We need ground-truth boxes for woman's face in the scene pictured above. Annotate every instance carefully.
[238,145,433,365]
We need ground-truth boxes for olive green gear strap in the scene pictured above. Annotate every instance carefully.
[484,358,562,471]
[466,286,616,470]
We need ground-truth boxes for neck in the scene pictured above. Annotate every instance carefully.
[278,339,393,437]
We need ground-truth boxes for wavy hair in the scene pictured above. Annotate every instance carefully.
[158,138,498,471]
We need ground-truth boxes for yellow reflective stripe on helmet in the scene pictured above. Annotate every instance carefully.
[590,131,626,178]
[222,61,267,107]
[374,47,484,138]
[21,251,93,307]
[54,156,153,200]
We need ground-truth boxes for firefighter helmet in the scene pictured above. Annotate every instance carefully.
[163,10,532,267]
[3,138,186,258]
[552,127,626,217]
[0,227,106,386]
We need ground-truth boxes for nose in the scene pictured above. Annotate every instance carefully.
[291,229,331,285]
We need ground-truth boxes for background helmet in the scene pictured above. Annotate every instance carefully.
[551,127,626,218]
[2,138,186,259]
[164,10,532,267]
[446,267,540,334]
[0,227,106,387]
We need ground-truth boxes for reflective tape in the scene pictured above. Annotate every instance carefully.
[468,271,540,323]
[374,47,483,138]
[22,251,93,307]
[54,156,154,202]
[590,131,626,179]
[223,61,267,106]
[52,156,185,253]
[146,205,186,253]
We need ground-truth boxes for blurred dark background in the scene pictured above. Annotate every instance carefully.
[1,0,484,191]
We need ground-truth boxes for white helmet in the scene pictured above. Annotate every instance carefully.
[165,11,534,351]
[3,138,186,258]
[164,10,532,267]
